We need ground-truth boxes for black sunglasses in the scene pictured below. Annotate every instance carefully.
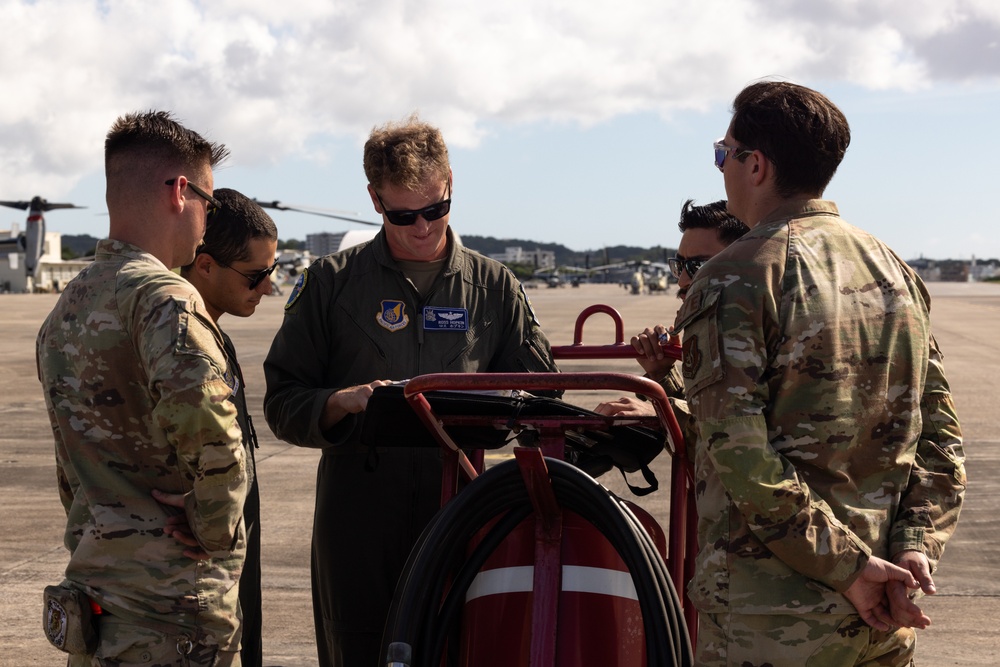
[667,255,707,279]
[374,180,452,226]
[220,260,279,290]
[165,178,222,216]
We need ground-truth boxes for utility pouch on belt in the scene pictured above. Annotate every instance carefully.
[43,584,97,655]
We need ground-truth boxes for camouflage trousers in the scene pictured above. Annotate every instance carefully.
[65,615,239,667]
[696,611,916,666]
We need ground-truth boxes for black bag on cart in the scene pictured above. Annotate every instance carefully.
[360,383,663,494]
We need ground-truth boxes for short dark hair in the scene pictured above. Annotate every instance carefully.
[363,113,450,190]
[730,81,850,198]
[678,199,749,246]
[192,189,277,267]
[105,110,229,186]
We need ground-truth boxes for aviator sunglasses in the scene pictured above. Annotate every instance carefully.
[668,255,707,279]
[165,178,222,217]
[713,139,754,172]
[374,180,452,226]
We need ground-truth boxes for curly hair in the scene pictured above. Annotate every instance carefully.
[363,113,450,190]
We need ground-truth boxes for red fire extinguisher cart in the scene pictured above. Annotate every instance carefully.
[379,305,697,667]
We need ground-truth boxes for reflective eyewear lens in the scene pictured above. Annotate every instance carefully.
[375,181,453,226]
[222,261,278,290]
[247,261,278,290]
[668,256,705,279]
[380,198,451,226]
[712,140,753,172]
[713,142,728,170]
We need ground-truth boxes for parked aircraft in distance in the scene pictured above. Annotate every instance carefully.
[1,196,85,292]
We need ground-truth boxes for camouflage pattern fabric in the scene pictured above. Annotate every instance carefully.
[696,611,915,666]
[36,239,248,653]
[674,200,966,625]
[67,615,239,667]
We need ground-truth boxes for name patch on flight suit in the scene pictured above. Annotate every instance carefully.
[377,300,410,331]
[423,307,469,331]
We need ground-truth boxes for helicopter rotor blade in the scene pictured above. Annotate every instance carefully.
[0,200,86,212]
[253,199,381,227]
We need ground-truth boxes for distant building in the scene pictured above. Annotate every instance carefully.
[970,257,1000,282]
[488,246,555,269]
[0,229,89,293]
[306,230,379,257]
[908,257,991,283]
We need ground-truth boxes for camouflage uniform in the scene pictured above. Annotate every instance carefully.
[263,227,558,667]
[36,239,248,665]
[674,200,966,666]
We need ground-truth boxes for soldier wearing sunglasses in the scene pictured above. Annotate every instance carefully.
[595,199,747,421]
[37,111,247,667]
[263,114,560,667]
[674,81,965,666]
[178,188,278,667]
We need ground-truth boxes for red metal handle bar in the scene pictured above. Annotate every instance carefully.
[551,303,683,360]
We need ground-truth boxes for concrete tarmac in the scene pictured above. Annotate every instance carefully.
[2,281,997,666]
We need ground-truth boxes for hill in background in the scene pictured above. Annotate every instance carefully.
[461,235,676,268]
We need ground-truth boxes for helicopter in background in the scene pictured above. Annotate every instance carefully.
[252,198,382,293]
[1,197,85,293]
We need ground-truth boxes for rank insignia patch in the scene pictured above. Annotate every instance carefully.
[423,306,469,331]
[682,334,701,379]
[377,300,410,332]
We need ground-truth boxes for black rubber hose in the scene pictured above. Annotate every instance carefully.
[426,503,534,665]
[380,457,693,667]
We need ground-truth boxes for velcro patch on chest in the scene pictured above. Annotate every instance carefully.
[423,306,469,331]
[682,334,701,379]
[377,300,410,332]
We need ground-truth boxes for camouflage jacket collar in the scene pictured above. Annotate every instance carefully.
[757,198,840,229]
[95,238,169,271]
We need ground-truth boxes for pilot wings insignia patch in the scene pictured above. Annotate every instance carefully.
[423,306,469,331]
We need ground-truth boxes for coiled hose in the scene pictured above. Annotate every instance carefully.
[380,456,693,666]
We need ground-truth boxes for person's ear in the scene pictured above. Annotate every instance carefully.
[367,184,383,215]
[749,151,769,187]
[193,252,214,278]
[165,176,187,213]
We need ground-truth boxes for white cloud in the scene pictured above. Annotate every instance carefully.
[1,0,998,199]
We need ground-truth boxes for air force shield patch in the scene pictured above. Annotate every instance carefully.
[377,300,410,331]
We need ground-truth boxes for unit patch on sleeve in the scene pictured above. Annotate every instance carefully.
[423,306,469,331]
[377,300,410,332]
[285,271,307,311]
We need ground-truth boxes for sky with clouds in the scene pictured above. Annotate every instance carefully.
[2,0,999,260]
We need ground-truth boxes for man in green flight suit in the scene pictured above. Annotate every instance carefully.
[263,114,560,667]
